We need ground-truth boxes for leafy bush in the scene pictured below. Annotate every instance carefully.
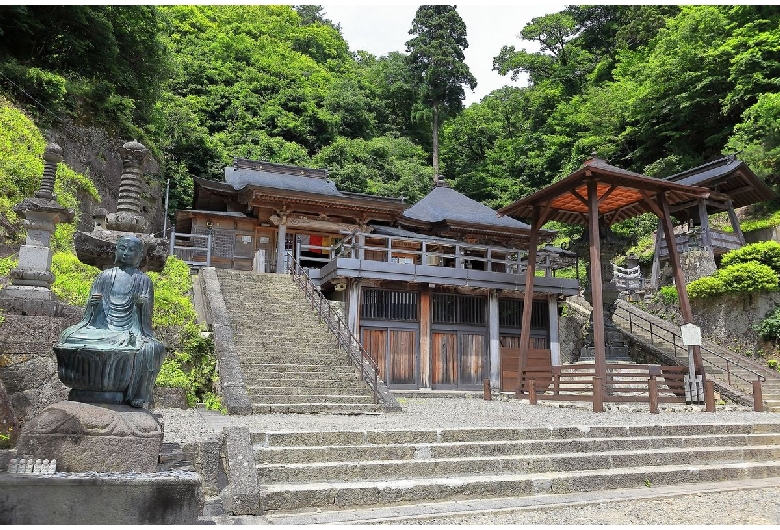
[686,275,726,298]
[720,241,780,275]
[768,359,779,371]
[718,261,779,294]
[51,252,100,306]
[758,306,780,343]
[655,285,679,305]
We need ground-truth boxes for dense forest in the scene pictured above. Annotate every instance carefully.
[1,4,780,227]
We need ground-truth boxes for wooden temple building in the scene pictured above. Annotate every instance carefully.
[651,155,777,286]
[173,159,580,392]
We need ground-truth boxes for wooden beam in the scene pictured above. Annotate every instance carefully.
[640,190,665,218]
[517,206,541,397]
[588,179,606,412]
[658,192,705,378]
[419,285,431,389]
[598,185,618,205]
[650,218,663,289]
[569,188,589,207]
[726,199,745,245]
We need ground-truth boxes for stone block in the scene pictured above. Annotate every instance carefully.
[220,427,262,515]
[0,471,201,524]
[16,401,162,473]
[152,386,189,409]
[17,244,53,272]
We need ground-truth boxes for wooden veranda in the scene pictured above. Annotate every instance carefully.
[499,156,712,412]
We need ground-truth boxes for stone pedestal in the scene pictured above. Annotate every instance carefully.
[16,401,163,473]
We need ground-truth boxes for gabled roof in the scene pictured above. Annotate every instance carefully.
[665,155,776,207]
[499,156,712,226]
[402,185,532,231]
[225,160,342,197]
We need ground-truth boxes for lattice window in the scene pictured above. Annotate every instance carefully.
[432,294,486,326]
[362,289,418,322]
[499,299,548,329]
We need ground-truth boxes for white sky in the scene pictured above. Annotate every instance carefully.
[320,3,568,106]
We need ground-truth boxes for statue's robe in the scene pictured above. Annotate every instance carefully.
[58,267,165,406]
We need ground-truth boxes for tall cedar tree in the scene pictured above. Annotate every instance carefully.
[405,5,476,178]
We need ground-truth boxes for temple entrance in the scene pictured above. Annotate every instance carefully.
[361,327,418,389]
[431,330,487,389]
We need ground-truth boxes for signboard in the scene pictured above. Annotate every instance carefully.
[680,323,702,346]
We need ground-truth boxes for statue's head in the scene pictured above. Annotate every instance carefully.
[115,235,144,268]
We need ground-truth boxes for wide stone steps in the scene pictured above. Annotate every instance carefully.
[214,269,377,414]
[251,422,780,514]
[251,402,381,415]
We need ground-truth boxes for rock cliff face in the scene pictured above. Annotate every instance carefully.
[47,123,165,235]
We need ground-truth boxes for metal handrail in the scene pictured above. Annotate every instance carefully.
[288,255,380,404]
[614,301,767,390]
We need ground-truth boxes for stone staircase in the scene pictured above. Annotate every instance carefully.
[610,299,780,411]
[213,269,381,414]
[246,421,780,523]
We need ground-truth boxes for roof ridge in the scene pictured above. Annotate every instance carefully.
[665,155,737,181]
[232,158,329,179]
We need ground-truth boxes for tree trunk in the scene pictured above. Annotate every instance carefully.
[432,102,440,180]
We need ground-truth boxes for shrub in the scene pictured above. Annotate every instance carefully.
[768,359,779,371]
[721,241,780,275]
[718,261,779,294]
[687,275,726,298]
[51,252,100,306]
[655,285,679,305]
[758,306,780,343]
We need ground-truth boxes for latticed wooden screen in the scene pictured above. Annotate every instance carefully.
[432,294,486,326]
[361,289,419,321]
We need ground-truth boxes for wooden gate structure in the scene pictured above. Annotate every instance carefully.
[499,156,716,412]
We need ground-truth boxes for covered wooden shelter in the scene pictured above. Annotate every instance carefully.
[498,156,712,411]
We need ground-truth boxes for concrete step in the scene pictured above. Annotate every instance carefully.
[245,377,366,389]
[247,394,375,404]
[250,403,381,415]
[260,460,780,512]
[257,445,780,484]
[252,433,780,465]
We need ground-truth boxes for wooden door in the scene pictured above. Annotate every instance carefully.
[362,329,387,382]
[459,333,486,387]
[389,330,416,385]
[432,332,457,387]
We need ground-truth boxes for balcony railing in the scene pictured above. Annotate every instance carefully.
[658,228,743,258]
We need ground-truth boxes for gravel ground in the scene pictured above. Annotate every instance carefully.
[160,396,780,525]
[159,395,780,443]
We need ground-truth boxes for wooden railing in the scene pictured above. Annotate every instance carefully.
[658,229,742,257]
[613,300,767,398]
[518,364,689,412]
[169,230,211,267]
[288,255,381,405]
[333,230,573,277]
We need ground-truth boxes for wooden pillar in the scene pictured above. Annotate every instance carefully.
[548,295,561,366]
[587,180,606,412]
[650,219,663,289]
[419,285,431,389]
[658,193,705,378]
[726,200,745,245]
[517,207,541,395]
[358,233,366,260]
[697,198,712,249]
[488,290,501,389]
[346,278,362,338]
[276,221,287,274]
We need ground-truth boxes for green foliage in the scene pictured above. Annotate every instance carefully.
[0,255,16,276]
[655,285,680,305]
[758,306,780,343]
[720,240,780,274]
[687,259,780,299]
[51,252,100,306]
[686,276,727,298]
[768,358,779,371]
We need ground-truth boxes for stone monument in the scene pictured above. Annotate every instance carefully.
[74,140,168,271]
[16,235,166,472]
[0,142,74,315]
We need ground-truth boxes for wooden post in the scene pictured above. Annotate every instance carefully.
[483,379,491,401]
[658,193,706,379]
[276,221,287,274]
[650,219,664,290]
[587,180,606,412]
[517,207,542,398]
[649,375,659,414]
[488,291,501,389]
[548,295,561,366]
[528,379,537,405]
[705,380,715,412]
[593,376,604,413]
[698,198,712,248]
[754,380,764,412]
[419,285,431,389]
[726,200,745,245]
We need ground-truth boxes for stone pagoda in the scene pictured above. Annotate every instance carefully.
[74,140,168,271]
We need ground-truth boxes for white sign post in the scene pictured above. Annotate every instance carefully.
[681,323,703,402]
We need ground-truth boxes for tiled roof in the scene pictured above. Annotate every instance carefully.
[224,166,344,197]
[402,186,531,230]
[665,156,743,186]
